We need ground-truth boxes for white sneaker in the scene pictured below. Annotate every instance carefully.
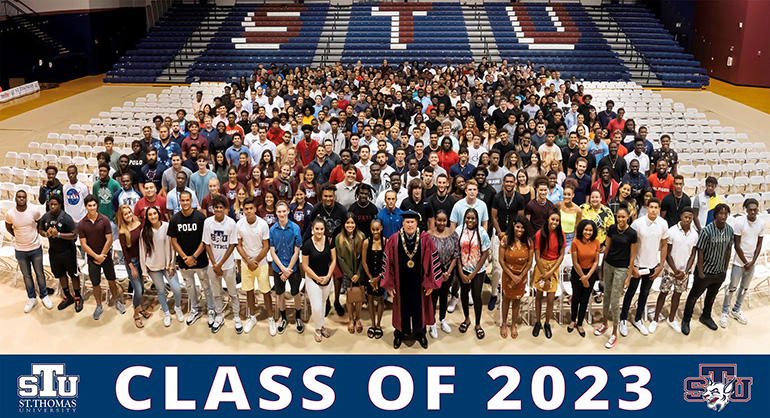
[24,298,38,313]
[667,319,682,333]
[163,312,171,327]
[234,317,243,334]
[447,296,459,313]
[719,313,729,328]
[440,319,451,333]
[42,296,53,309]
[211,315,224,333]
[729,310,747,325]
[268,317,277,336]
[175,307,184,323]
[648,321,658,334]
[619,320,628,337]
[605,334,617,349]
[244,315,257,333]
[429,324,438,339]
[633,319,649,336]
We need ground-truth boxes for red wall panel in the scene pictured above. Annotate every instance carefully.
[693,0,770,87]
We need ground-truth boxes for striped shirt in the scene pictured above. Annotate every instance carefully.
[696,222,733,275]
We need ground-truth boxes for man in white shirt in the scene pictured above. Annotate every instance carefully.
[651,207,697,334]
[63,165,89,222]
[354,146,373,183]
[324,117,345,155]
[253,86,268,108]
[621,197,668,336]
[624,138,651,176]
[243,121,260,148]
[721,198,765,327]
[236,197,273,335]
[202,195,240,334]
[250,126,277,165]
[6,190,51,312]
[375,172,407,210]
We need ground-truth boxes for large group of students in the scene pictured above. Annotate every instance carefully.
[7,60,763,349]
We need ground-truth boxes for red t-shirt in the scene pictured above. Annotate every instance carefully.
[296,139,319,167]
[266,128,284,146]
[648,173,674,201]
[438,151,459,173]
[225,124,245,138]
[200,193,216,217]
[134,195,168,222]
[535,229,565,261]
[327,165,363,184]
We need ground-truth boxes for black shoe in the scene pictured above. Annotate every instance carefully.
[418,335,428,349]
[277,318,288,334]
[334,301,345,316]
[577,328,586,338]
[74,296,83,313]
[532,322,542,337]
[544,323,552,339]
[682,321,691,335]
[393,336,402,349]
[58,297,74,310]
[699,316,718,331]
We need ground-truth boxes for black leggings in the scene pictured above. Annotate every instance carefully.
[431,273,453,321]
[570,269,597,326]
[461,271,486,326]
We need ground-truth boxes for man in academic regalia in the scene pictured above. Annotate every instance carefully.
[382,210,442,349]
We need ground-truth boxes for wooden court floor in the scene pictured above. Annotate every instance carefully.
[0,78,768,355]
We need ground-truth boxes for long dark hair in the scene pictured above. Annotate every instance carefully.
[505,215,532,248]
[213,150,228,172]
[539,212,564,253]
[460,208,483,259]
[140,206,162,257]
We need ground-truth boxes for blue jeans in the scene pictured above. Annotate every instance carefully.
[17,247,46,299]
[148,270,182,313]
[125,257,143,308]
[722,264,755,315]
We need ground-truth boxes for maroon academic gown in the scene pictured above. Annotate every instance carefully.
[381,230,442,332]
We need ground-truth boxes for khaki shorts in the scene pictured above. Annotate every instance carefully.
[660,269,687,294]
[242,264,271,293]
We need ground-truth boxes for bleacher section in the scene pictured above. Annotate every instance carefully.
[485,2,628,81]
[103,2,709,88]
[340,2,473,65]
[187,3,328,82]
[104,5,212,84]
[606,4,708,88]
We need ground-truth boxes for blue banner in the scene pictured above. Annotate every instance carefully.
[2,355,767,417]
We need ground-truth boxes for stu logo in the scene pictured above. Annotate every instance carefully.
[18,364,79,413]
[684,364,752,412]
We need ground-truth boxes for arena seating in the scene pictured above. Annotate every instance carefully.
[605,4,708,88]
[187,3,329,82]
[485,2,629,81]
[103,4,213,84]
[340,2,473,65]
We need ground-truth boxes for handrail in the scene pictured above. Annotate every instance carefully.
[9,0,39,17]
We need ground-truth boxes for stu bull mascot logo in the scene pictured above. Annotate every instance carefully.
[684,364,752,412]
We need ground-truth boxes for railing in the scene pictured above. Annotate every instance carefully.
[0,0,38,18]
[591,5,656,85]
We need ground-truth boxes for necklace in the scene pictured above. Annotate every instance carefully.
[673,194,683,211]
[503,191,515,209]
[435,192,448,203]
[322,205,333,217]
[400,228,420,268]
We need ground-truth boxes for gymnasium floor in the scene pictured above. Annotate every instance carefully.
[0,78,768,355]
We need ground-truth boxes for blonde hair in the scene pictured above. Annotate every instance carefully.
[115,204,136,248]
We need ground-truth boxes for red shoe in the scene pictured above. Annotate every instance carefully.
[605,334,617,349]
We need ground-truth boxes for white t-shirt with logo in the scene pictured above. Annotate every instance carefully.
[733,215,765,267]
[202,216,238,271]
[6,206,43,251]
[236,216,270,267]
[63,181,89,222]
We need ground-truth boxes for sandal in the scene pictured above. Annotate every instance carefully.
[374,327,383,339]
[314,330,323,343]
[459,320,470,333]
[511,325,518,339]
[476,326,485,340]
[500,325,508,339]
[139,308,151,319]
[134,317,144,329]
[356,320,363,333]
[367,327,376,339]
[320,327,330,338]
[347,321,355,334]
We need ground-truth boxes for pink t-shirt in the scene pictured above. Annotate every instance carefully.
[6,206,43,251]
